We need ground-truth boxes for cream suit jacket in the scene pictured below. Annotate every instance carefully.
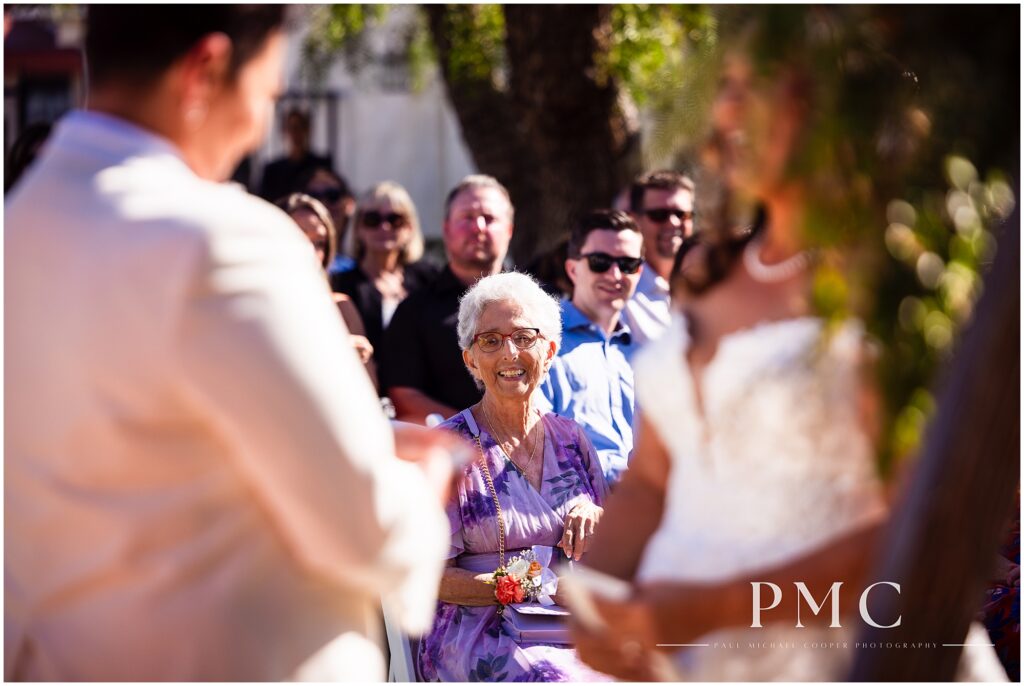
[4,111,448,681]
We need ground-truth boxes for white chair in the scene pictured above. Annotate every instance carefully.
[382,601,419,682]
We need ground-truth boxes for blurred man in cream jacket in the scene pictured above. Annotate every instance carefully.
[5,6,452,680]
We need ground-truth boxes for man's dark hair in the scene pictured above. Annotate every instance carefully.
[567,209,641,257]
[86,5,287,90]
[297,165,354,201]
[629,169,695,213]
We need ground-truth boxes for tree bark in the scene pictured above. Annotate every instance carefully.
[426,5,641,265]
[424,5,544,265]
[503,4,641,260]
[848,210,1020,680]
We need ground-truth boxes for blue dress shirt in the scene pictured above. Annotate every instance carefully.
[537,299,636,485]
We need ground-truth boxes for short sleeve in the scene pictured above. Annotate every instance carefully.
[576,425,610,505]
[379,295,426,392]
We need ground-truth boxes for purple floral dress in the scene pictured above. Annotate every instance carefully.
[417,409,611,682]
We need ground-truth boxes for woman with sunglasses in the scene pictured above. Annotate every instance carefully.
[298,165,358,274]
[329,181,439,363]
[276,192,377,388]
[417,272,611,681]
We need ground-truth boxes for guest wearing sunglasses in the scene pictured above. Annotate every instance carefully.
[276,192,378,388]
[624,170,696,346]
[298,165,358,274]
[537,210,644,486]
[329,181,439,367]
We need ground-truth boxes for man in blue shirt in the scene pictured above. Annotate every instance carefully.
[537,209,644,485]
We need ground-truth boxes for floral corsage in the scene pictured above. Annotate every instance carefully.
[488,545,559,609]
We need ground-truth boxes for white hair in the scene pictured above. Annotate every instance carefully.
[457,272,562,353]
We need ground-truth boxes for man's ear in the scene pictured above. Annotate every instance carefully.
[564,258,578,286]
[178,33,233,119]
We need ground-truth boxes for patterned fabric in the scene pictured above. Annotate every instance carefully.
[417,409,611,682]
[983,503,1019,681]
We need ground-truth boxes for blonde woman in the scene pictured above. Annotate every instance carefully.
[330,181,439,357]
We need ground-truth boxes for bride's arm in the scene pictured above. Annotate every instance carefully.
[574,520,885,679]
[641,517,886,640]
[583,412,670,580]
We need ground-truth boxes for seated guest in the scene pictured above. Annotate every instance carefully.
[623,170,696,346]
[276,192,376,385]
[418,272,610,682]
[298,165,358,274]
[330,181,438,359]
[382,175,514,423]
[537,210,644,486]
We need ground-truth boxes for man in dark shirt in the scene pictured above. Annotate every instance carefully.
[382,175,514,423]
[258,107,331,202]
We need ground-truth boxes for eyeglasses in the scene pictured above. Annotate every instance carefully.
[308,188,344,204]
[472,328,542,353]
[577,252,643,275]
[643,208,693,223]
[362,211,408,229]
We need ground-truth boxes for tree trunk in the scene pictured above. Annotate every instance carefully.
[424,5,544,265]
[503,5,641,261]
[427,5,641,265]
[848,210,1020,680]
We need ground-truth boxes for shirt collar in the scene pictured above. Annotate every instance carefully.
[638,263,671,295]
[56,110,188,167]
[560,298,633,343]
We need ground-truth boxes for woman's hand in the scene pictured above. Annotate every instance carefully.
[560,501,603,561]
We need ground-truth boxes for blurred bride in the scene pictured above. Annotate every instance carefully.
[569,9,1005,682]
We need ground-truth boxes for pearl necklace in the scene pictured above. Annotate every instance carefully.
[742,235,815,283]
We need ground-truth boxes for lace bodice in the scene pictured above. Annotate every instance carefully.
[635,314,887,583]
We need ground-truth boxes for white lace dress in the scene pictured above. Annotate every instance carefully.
[632,313,1004,681]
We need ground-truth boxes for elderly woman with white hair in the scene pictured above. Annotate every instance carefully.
[417,272,610,682]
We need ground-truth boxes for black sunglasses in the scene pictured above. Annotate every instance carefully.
[578,252,643,275]
[643,207,693,223]
[308,188,344,204]
[362,211,408,229]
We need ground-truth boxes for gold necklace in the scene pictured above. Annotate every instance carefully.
[481,402,543,475]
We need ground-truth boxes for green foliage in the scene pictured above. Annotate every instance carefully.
[404,10,438,92]
[872,158,1012,470]
[601,5,713,106]
[302,4,387,86]
[436,4,506,87]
